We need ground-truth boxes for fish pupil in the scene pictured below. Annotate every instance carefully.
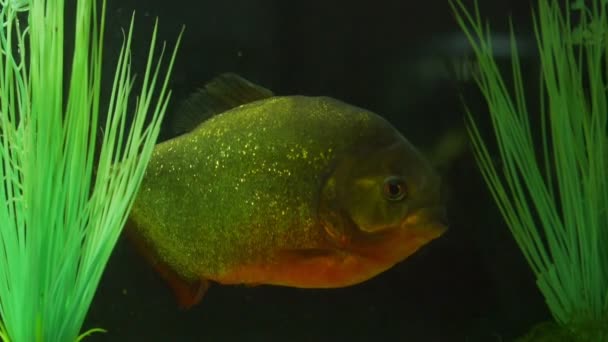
[383,176,407,201]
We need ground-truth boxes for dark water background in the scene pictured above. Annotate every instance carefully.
[78,0,550,341]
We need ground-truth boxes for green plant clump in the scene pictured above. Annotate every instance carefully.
[0,0,182,340]
[451,0,608,340]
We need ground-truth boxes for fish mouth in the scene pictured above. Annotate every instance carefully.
[401,206,448,234]
[340,206,447,263]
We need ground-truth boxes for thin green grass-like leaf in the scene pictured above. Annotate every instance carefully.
[451,0,608,328]
[0,0,183,340]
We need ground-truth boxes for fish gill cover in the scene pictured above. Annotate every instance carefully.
[0,0,182,340]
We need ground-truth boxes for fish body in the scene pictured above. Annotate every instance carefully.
[128,74,447,307]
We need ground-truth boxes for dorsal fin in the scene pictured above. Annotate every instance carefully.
[168,73,274,136]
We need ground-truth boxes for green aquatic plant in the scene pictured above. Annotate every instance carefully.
[0,0,182,341]
[451,0,608,339]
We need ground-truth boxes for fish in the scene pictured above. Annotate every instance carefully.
[126,73,448,309]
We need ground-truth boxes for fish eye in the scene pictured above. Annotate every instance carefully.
[382,176,407,201]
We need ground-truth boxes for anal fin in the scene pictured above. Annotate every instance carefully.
[124,219,210,309]
[155,263,210,310]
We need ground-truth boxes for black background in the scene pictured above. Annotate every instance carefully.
[77,1,550,341]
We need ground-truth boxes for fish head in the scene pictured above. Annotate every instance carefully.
[318,122,447,272]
